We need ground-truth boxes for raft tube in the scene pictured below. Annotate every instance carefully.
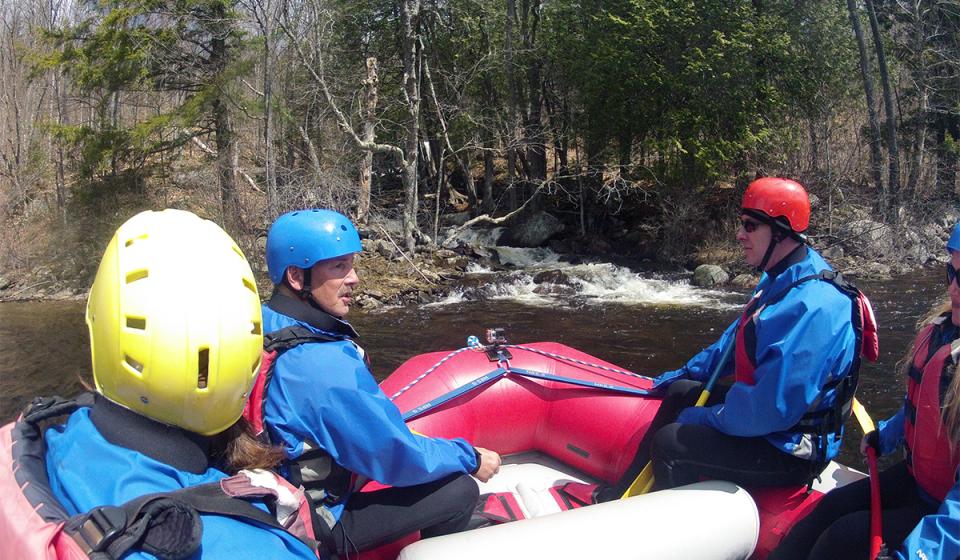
[398,480,759,560]
[366,341,862,560]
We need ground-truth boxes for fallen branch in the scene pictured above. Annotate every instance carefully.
[377,225,436,286]
[3,279,52,299]
[442,181,548,245]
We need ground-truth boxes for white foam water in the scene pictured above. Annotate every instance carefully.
[439,225,742,309]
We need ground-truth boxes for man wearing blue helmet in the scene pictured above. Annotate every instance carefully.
[247,209,501,557]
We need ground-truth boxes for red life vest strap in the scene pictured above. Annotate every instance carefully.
[243,326,339,438]
[473,492,527,524]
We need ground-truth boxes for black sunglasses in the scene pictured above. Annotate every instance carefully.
[947,262,960,288]
[740,218,763,233]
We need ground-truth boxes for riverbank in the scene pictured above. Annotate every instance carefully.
[1,194,957,305]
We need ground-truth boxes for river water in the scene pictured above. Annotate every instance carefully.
[0,246,946,468]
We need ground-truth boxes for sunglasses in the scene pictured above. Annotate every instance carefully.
[947,262,960,288]
[740,218,763,233]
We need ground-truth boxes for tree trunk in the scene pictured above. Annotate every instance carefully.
[864,0,901,219]
[846,0,884,200]
[505,0,520,210]
[936,115,959,199]
[618,127,632,178]
[210,8,241,235]
[522,0,546,184]
[214,97,241,235]
[357,57,379,225]
[809,120,820,174]
[483,145,495,213]
[262,9,278,215]
[54,69,66,214]
[401,0,422,253]
[905,5,927,200]
[422,49,476,213]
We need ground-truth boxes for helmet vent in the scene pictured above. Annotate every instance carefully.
[197,348,209,389]
[124,355,144,373]
[242,277,256,294]
[126,269,149,284]
[126,317,146,330]
[124,234,147,247]
[251,321,262,335]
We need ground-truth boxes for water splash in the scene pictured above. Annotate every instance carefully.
[440,226,742,309]
[431,252,740,309]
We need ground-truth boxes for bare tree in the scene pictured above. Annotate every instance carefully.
[864,0,901,218]
[358,57,379,225]
[245,0,282,214]
[278,4,421,249]
[846,0,885,200]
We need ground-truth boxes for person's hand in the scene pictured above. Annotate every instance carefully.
[860,430,880,456]
[472,447,501,482]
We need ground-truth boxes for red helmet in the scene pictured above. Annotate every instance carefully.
[741,177,810,233]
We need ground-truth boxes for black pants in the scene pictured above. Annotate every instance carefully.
[604,380,812,497]
[332,473,478,556]
[768,461,933,560]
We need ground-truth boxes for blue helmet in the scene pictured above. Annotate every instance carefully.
[266,209,362,284]
[949,223,960,253]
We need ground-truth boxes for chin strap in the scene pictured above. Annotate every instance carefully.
[755,227,781,271]
[286,267,328,314]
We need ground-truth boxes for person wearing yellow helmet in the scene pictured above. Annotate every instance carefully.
[246,209,501,556]
[0,209,318,559]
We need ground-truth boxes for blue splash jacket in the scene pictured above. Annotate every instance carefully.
[663,246,858,462]
[45,408,315,560]
[261,301,478,521]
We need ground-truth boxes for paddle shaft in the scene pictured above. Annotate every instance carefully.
[622,336,736,498]
[853,398,883,560]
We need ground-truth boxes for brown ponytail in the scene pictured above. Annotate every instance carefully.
[211,417,287,473]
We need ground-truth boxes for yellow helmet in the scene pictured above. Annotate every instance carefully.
[86,209,263,435]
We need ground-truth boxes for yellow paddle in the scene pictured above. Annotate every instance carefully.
[621,338,735,498]
[852,398,883,560]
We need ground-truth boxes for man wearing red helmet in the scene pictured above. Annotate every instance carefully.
[602,178,877,498]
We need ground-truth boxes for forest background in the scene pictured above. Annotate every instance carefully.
[2,0,960,302]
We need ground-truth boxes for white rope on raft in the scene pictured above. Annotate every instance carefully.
[388,346,477,400]
[388,343,652,401]
[503,344,653,381]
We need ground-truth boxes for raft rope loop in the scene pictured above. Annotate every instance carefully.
[389,341,652,402]
[502,344,653,381]
[388,346,478,401]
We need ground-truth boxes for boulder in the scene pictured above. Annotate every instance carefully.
[498,211,566,247]
[693,265,729,288]
[533,270,571,285]
[533,284,578,296]
[837,219,893,257]
[731,273,757,289]
[819,245,844,261]
[366,239,399,259]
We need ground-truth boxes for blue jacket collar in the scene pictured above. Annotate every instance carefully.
[266,292,359,339]
[757,246,832,302]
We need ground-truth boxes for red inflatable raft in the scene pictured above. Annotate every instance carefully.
[362,339,863,560]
